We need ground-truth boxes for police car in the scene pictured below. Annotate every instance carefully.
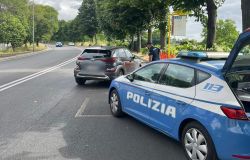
[108,30,250,160]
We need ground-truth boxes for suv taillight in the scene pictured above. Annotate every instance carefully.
[100,57,116,63]
[221,106,248,120]
[77,56,88,60]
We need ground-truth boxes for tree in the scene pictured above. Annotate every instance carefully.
[157,0,169,49]
[52,20,70,42]
[202,19,239,51]
[34,4,59,46]
[78,0,98,43]
[128,0,170,49]
[97,0,148,51]
[0,13,27,51]
[242,0,250,30]
[0,0,30,45]
[172,0,225,49]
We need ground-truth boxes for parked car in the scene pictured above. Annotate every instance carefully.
[56,42,63,47]
[108,30,250,160]
[68,42,75,46]
[74,46,142,85]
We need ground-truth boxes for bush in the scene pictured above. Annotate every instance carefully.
[109,40,129,47]
[141,48,148,55]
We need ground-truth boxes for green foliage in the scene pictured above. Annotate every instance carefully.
[78,0,98,40]
[141,48,149,55]
[0,13,27,51]
[0,0,30,44]
[109,40,129,47]
[171,0,225,22]
[96,0,170,50]
[34,4,59,45]
[202,19,239,51]
[52,20,70,42]
[97,0,150,40]
[175,39,206,52]
[171,0,225,48]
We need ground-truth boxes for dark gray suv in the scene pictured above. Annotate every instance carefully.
[74,46,141,85]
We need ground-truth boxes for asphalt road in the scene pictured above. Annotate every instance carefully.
[0,47,186,160]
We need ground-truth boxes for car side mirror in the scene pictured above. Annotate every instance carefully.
[126,74,134,82]
[132,55,136,59]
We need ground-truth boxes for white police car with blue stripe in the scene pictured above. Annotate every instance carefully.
[108,30,250,160]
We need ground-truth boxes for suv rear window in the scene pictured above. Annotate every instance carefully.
[82,49,111,58]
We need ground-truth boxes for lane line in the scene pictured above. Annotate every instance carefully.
[0,56,77,92]
[75,98,90,118]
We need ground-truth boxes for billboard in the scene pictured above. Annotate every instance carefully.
[172,15,187,36]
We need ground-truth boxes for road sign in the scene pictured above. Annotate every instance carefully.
[172,15,187,36]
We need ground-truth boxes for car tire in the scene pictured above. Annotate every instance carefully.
[181,121,217,160]
[75,77,86,85]
[109,89,124,117]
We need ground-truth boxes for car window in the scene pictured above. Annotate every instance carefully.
[232,44,250,72]
[197,71,211,84]
[159,64,195,88]
[133,63,166,83]
[124,49,133,58]
[82,49,111,58]
[112,50,119,57]
[118,49,126,58]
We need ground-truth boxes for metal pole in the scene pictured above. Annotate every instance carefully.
[168,14,171,56]
[32,0,35,52]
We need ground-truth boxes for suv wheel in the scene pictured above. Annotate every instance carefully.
[109,89,124,117]
[181,122,217,160]
[75,77,86,85]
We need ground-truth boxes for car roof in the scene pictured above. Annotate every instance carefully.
[159,58,226,75]
[84,46,124,51]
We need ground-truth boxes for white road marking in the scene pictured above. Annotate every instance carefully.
[0,56,77,92]
[75,98,90,118]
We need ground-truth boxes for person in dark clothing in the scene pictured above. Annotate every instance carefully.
[147,42,160,62]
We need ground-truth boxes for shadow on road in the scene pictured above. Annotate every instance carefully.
[58,114,186,160]
[76,80,111,89]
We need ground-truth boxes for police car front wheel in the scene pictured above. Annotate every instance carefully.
[109,89,124,117]
[182,122,217,160]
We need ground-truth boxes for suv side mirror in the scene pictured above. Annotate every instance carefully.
[126,74,134,82]
[132,55,136,59]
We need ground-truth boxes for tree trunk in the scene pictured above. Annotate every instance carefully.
[11,43,15,52]
[130,35,135,51]
[148,27,153,44]
[206,0,217,49]
[36,41,39,47]
[137,31,141,53]
[242,0,250,30]
[159,0,168,50]
[94,34,97,44]
[159,23,167,50]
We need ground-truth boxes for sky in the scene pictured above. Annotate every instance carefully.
[34,0,242,41]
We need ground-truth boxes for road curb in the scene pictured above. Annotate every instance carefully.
[0,48,50,63]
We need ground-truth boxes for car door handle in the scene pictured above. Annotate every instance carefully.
[176,100,187,106]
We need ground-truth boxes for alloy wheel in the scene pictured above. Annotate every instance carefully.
[184,128,208,160]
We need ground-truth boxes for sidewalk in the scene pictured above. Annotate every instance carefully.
[0,47,49,62]
[133,52,148,62]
